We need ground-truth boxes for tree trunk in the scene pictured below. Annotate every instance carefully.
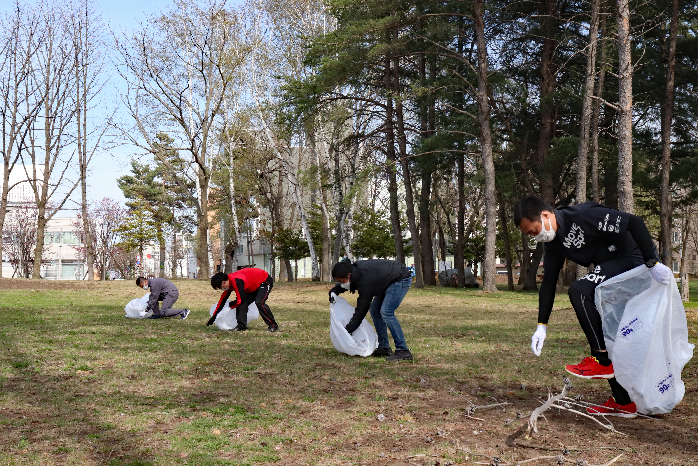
[616,0,634,213]
[196,170,211,279]
[519,234,530,286]
[525,242,544,290]
[590,11,608,203]
[575,0,600,280]
[498,194,515,291]
[455,151,466,288]
[659,0,678,267]
[384,57,405,263]
[474,0,497,293]
[419,169,435,285]
[680,211,690,302]
[537,0,559,206]
[393,53,424,288]
[575,0,600,206]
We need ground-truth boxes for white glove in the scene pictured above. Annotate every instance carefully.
[649,262,673,285]
[330,292,338,304]
[531,324,547,356]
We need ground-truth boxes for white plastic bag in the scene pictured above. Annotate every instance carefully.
[124,293,152,319]
[596,265,694,414]
[330,296,378,357]
[208,301,259,330]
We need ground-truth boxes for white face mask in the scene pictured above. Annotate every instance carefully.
[142,284,149,290]
[534,214,556,243]
[340,281,351,290]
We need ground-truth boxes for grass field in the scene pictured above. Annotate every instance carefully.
[0,278,696,465]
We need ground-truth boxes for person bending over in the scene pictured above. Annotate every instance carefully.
[209,268,278,332]
[136,277,190,319]
[513,196,673,417]
[329,258,414,361]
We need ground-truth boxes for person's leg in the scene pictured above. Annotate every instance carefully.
[159,292,185,317]
[255,277,277,329]
[148,300,162,318]
[369,295,391,349]
[235,300,252,330]
[566,258,639,406]
[379,277,411,351]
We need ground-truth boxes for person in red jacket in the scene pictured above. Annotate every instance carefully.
[208,268,278,332]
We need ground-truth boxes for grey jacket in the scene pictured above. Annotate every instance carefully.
[147,278,179,311]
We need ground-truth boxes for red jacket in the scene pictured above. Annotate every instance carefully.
[214,268,270,314]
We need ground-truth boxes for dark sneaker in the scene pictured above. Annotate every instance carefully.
[371,347,393,357]
[180,309,190,319]
[232,325,247,332]
[386,350,413,361]
[587,398,637,418]
[565,356,614,379]
[267,325,279,333]
[147,314,160,319]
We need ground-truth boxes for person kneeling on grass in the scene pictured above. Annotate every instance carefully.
[209,268,278,332]
[329,258,413,361]
[136,277,190,319]
[513,196,673,417]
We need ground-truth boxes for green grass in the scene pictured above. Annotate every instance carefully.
[0,278,695,465]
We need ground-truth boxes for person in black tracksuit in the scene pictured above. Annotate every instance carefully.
[329,259,414,361]
[514,197,674,417]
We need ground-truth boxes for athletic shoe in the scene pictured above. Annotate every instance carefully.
[180,309,190,319]
[232,326,247,332]
[371,347,393,357]
[565,356,615,379]
[386,350,413,361]
[267,325,279,333]
[587,398,637,418]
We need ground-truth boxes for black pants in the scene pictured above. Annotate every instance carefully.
[236,277,277,329]
[567,253,642,403]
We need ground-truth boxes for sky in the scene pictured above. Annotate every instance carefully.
[58,0,175,216]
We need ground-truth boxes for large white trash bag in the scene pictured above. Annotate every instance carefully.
[330,296,378,357]
[124,293,152,319]
[208,301,259,330]
[596,265,694,414]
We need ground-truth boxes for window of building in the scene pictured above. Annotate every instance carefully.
[673,261,679,273]
[45,231,61,244]
[61,232,81,245]
[672,231,680,243]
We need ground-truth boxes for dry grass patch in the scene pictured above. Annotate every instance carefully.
[0,278,696,465]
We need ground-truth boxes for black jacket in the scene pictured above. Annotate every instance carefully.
[331,259,411,333]
[538,202,656,324]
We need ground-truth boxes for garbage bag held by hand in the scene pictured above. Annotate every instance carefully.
[208,301,259,330]
[596,266,694,414]
[329,295,378,357]
[124,293,152,319]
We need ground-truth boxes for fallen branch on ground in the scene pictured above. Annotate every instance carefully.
[528,378,573,434]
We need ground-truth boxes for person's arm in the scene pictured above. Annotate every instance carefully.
[626,214,657,261]
[228,279,245,308]
[537,248,565,325]
[345,291,372,334]
[147,280,160,311]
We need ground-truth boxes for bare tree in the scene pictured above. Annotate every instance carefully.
[69,0,108,281]
[472,0,498,292]
[3,202,44,278]
[659,0,679,267]
[0,3,42,278]
[115,0,252,279]
[616,0,633,213]
[72,197,127,280]
[25,0,80,279]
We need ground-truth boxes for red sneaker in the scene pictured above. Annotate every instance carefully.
[587,398,637,418]
[565,356,615,379]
